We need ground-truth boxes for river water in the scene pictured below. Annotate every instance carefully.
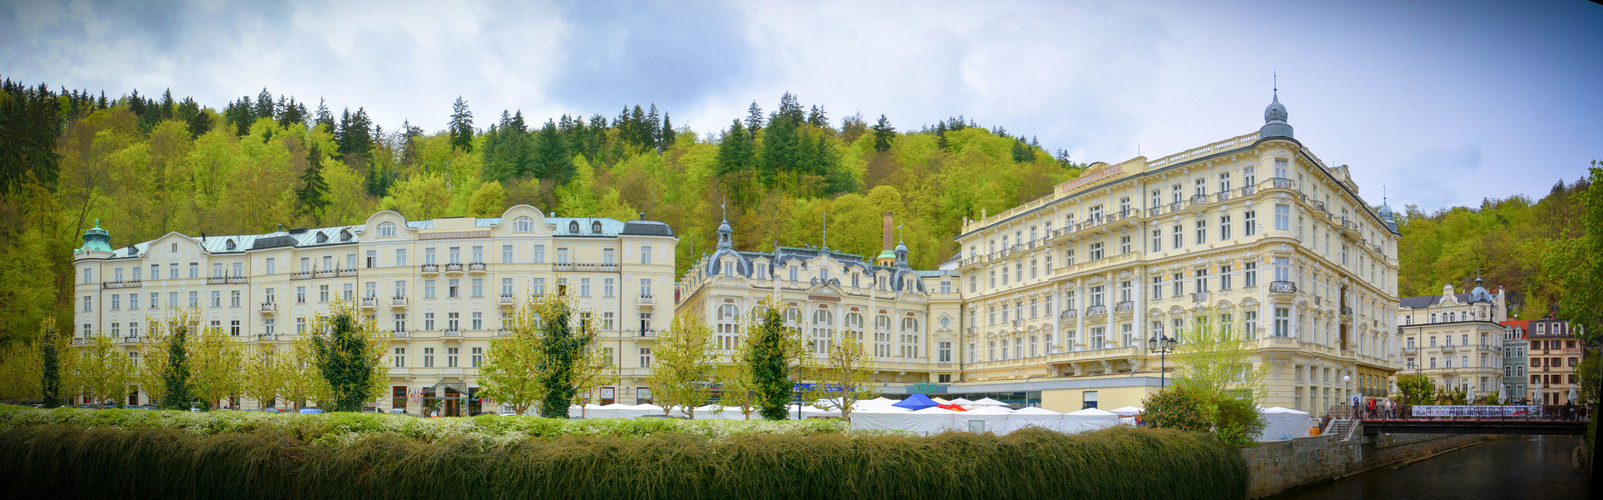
[1271,436,1589,499]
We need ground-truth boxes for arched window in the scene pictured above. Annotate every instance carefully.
[377,222,396,237]
[717,305,740,350]
[784,307,802,328]
[591,221,603,234]
[874,315,892,357]
[568,221,580,233]
[513,216,534,232]
[901,317,921,358]
[811,309,833,355]
[845,313,864,343]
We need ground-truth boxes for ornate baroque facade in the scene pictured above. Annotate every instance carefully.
[1395,280,1507,400]
[950,93,1402,412]
[72,206,678,412]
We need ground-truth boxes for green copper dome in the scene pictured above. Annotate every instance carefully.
[79,219,111,253]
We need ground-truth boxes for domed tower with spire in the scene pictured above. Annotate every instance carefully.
[78,219,112,253]
[705,204,750,277]
[1260,77,1294,139]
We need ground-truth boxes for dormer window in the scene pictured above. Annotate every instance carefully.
[225,239,236,250]
[316,231,328,243]
[514,216,534,232]
[591,221,602,234]
[377,222,396,238]
[340,229,352,241]
[569,221,580,233]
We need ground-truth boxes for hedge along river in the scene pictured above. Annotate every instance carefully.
[1271,436,1589,499]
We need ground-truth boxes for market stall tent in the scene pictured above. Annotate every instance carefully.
[1256,407,1314,441]
[954,405,1014,434]
[1062,408,1119,433]
[1001,407,1064,434]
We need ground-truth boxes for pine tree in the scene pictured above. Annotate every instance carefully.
[748,300,796,420]
[254,88,275,121]
[935,121,949,151]
[660,113,675,149]
[777,92,804,124]
[449,96,474,152]
[745,101,765,133]
[536,291,594,419]
[871,114,896,152]
[296,144,331,218]
[315,98,335,131]
[807,105,828,129]
[311,303,385,412]
[159,88,175,119]
[39,323,60,408]
[532,120,574,183]
[161,323,192,410]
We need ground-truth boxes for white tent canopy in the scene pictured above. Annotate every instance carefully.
[1001,407,1064,434]
[1107,406,1143,416]
[955,405,1015,434]
[970,397,1010,407]
[947,397,975,406]
[1063,408,1119,434]
[1256,407,1314,441]
[904,407,960,436]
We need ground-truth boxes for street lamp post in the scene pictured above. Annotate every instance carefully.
[1147,333,1178,390]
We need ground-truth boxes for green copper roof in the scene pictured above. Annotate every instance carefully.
[79,219,112,253]
[876,249,896,260]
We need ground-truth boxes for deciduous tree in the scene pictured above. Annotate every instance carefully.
[647,312,718,417]
[308,298,389,412]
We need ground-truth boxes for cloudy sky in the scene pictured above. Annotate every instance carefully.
[2,0,1599,211]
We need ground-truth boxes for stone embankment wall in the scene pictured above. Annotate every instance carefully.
[1240,430,1486,498]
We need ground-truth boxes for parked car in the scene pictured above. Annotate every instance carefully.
[299,408,322,414]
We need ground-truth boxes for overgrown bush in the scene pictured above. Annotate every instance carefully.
[0,423,1248,499]
[1142,388,1264,447]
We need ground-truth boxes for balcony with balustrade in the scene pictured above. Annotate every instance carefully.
[391,296,409,309]
[1192,291,1210,304]
[444,263,464,274]
[1261,177,1296,192]
[1269,280,1297,296]
[1084,304,1107,319]
[420,264,439,275]
[468,262,487,274]
[360,296,378,309]
[259,302,277,315]
[101,280,143,290]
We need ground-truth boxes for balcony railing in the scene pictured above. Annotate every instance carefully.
[1269,281,1297,293]
[1085,305,1107,317]
[290,271,313,280]
[468,262,487,272]
[259,302,277,313]
[444,329,462,337]
[421,264,440,274]
[257,334,277,342]
[1114,301,1134,312]
[206,277,229,285]
[1215,191,1233,202]
[639,295,656,305]
[393,330,409,338]
[638,329,658,338]
[1192,291,1210,304]
[313,269,337,278]
[336,269,357,278]
[101,280,143,289]
[1188,194,1209,206]
[1060,309,1078,320]
[391,296,409,307]
[553,263,621,272]
[1262,177,1295,190]
[499,294,516,305]
[361,297,378,308]
[444,263,463,273]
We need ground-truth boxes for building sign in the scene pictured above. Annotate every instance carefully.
[419,230,490,240]
[1410,405,1543,418]
[1056,164,1123,195]
[907,383,938,394]
[808,295,840,302]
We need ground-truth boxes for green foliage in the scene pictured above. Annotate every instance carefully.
[161,322,192,410]
[296,143,330,218]
[1142,389,1210,433]
[310,300,388,412]
[1396,374,1435,405]
[1397,170,1593,318]
[0,412,1248,500]
[39,324,60,408]
[747,300,795,421]
[535,291,594,419]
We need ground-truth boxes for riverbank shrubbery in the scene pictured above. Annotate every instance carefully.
[0,421,1247,499]
[0,405,846,443]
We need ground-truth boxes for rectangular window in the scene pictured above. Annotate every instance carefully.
[424,347,435,368]
[170,263,179,279]
[938,342,952,363]
[1152,229,1162,253]
[447,347,459,368]
[1274,307,1290,337]
[189,291,198,307]
[472,278,484,297]
[471,347,483,367]
[319,285,329,303]
[639,347,652,368]
[1245,262,1258,287]
[641,246,653,265]
[394,348,406,368]
[502,245,513,263]
[580,278,592,297]
[447,312,460,331]
[1152,276,1163,299]
[366,250,377,268]
[1274,204,1290,231]
[1172,225,1183,249]
[395,249,407,266]
[449,279,460,298]
[1172,272,1183,296]
[1245,310,1258,338]
[1195,219,1207,245]
[189,262,199,278]
[1244,211,1256,236]
[1120,235,1131,255]
[230,290,240,307]
[1089,242,1103,260]
[1220,264,1233,290]
[1220,215,1232,240]
[532,245,545,263]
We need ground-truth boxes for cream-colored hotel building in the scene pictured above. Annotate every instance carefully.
[73,206,678,414]
[74,93,1402,414]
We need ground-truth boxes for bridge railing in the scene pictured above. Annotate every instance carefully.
[1393,404,1590,422]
